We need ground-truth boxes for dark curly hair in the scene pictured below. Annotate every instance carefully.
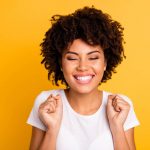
[40,6,125,86]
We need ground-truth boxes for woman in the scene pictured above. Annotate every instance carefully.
[27,6,140,150]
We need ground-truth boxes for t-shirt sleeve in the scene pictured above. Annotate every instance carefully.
[26,91,47,131]
[120,95,140,131]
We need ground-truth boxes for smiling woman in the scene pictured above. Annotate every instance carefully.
[27,6,140,150]
[61,39,106,94]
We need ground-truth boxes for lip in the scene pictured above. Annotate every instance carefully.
[73,73,95,77]
[73,74,95,84]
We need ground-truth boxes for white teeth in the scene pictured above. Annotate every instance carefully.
[76,76,92,81]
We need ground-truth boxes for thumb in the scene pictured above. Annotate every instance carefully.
[55,94,63,111]
[107,95,116,106]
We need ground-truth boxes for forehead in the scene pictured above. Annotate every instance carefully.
[65,39,103,54]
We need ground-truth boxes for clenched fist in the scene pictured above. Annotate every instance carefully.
[106,95,130,130]
[38,94,63,133]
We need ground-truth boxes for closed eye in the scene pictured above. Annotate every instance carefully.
[89,57,99,60]
[67,58,78,60]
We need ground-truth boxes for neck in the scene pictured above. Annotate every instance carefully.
[65,88,103,115]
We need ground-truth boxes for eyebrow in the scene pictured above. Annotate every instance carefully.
[65,50,101,55]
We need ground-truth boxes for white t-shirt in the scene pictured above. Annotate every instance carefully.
[27,89,140,150]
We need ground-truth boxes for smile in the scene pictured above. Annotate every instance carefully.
[73,75,94,84]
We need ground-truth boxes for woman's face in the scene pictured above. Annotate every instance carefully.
[61,39,106,94]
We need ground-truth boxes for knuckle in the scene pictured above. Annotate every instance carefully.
[39,103,44,109]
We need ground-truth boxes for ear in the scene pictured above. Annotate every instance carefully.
[104,66,106,71]
[59,58,63,71]
[104,60,107,71]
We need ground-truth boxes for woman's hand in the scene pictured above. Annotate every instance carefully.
[106,95,130,131]
[38,94,63,134]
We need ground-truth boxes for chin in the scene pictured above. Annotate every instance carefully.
[71,86,98,94]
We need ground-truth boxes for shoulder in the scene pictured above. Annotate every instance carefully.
[33,89,64,108]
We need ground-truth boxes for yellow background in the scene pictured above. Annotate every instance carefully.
[0,0,149,149]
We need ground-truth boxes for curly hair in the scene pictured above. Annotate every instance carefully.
[40,6,125,86]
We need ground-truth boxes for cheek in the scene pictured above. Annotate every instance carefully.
[62,59,77,70]
[93,61,105,72]
[62,61,76,78]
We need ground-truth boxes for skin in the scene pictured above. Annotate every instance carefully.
[29,39,136,150]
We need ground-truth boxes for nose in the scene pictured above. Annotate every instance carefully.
[76,59,89,71]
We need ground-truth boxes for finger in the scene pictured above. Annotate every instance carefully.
[113,96,130,109]
[111,95,126,112]
[48,101,56,112]
[45,94,63,111]
[39,99,55,110]
[47,94,53,100]
[115,96,129,105]
[114,102,130,112]
[111,98,120,112]
[48,104,55,113]
[46,94,62,111]
[112,97,122,108]
[39,101,48,109]
[48,95,57,107]
[112,97,117,107]
[51,99,56,107]
[55,95,63,110]
[47,97,55,103]
[108,94,117,100]
[107,95,116,108]
[54,94,61,100]
[107,95,117,105]
[47,93,60,101]
[39,103,51,113]
[114,104,121,112]
[47,96,57,107]
[47,95,55,101]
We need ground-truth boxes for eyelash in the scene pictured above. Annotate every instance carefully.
[89,57,99,60]
[67,58,77,60]
[67,57,99,61]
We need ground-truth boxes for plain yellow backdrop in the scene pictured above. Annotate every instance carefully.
[0,0,149,149]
